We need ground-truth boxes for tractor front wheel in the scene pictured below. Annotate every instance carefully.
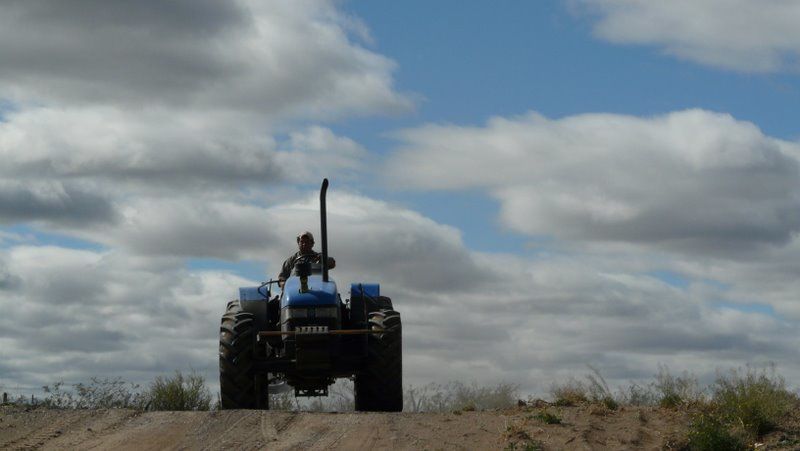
[354,310,402,412]
[219,300,267,409]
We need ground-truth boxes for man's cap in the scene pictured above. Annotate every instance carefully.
[297,231,315,243]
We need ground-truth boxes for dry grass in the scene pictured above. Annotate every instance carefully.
[404,381,518,412]
[550,366,617,409]
[7,371,210,411]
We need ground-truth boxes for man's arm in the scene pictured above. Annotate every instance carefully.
[278,255,294,288]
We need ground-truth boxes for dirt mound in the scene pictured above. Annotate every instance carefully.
[0,404,712,450]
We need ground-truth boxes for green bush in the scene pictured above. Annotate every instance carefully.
[687,411,746,451]
[146,370,211,411]
[534,410,562,424]
[712,366,795,439]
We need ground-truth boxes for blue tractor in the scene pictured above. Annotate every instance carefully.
[219,179,402,411]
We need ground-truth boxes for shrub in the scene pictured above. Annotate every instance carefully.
[617,381,658,406]
[451,381,517,411]
[551,367,618,409]
[146,370,211,411]
[41,378,147,409]
[712,365,795,439]
[550,378,589,406]
[687,411,746,451]
[534,410,561,424]
[653,365,703,408]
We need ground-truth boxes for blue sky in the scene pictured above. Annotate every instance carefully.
[1,0,800,397]
[339,0,800,254]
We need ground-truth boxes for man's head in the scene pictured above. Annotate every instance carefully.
[297,231,315,253]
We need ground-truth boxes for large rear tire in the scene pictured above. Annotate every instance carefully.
[354,310,402,412]
[219,300,267,409]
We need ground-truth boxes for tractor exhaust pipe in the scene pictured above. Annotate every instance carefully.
[320,178,329,283]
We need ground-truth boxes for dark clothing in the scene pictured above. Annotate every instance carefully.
[278,250,335,282]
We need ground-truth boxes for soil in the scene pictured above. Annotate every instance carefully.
[1,403,799,450]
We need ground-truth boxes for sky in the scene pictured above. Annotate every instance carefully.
[1,0,800,398]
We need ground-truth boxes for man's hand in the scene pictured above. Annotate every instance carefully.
[313,254,336,269]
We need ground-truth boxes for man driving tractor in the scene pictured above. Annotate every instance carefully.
[278,231,336,288]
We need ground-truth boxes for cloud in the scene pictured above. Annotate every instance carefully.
[272,192,488,293]
[674,237,800,320]
[3,193,799,396]
[274,126,369,181]
[0,0,412,117]
[0,107,279,183]
[93,198,282,260]
[0,104,374,228]
[53,191,488,293]
[0,106,372,188]
[387,109,800,258]
[574,0,800,72]
[0,180,116,225]
[0,1,412,233]
[0,245,247,388]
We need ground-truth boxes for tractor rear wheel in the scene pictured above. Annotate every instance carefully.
[219,300,267,409]
[354,310,402,412]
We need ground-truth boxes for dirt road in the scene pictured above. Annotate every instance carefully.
[1,404,692,450]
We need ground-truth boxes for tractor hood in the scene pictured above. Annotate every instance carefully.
[281,275,338,308]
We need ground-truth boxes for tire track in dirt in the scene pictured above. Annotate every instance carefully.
[3,410,95,451]
[1,405,703,450]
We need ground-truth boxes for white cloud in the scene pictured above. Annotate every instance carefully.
[0,245,246,389]
[0,0,412,227]
[574,0,800,72]
[1,0,797,401]
[274,126,369,181]
[0,179,117,225]
[387,109,800,257]
[0,105,373,226]
[2,193,799,396]
[0,0,412,117]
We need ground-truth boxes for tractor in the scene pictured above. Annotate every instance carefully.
[218,179,402,411]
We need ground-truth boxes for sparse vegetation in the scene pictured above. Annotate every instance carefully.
[504,417,544,450]
[41,378,148,410]
[653,365,704,408]
[543,363,799,448]
[4,363,796,451]
[303,381,354,412]
[5,371,210,411]
[504,439,544,451]
[147,370,212,411]
[681,365,797,449]
[404,381,518,412]
[550,366,619,409]
[3,364,798,450]
[533,409,561,424]
[551,378,589,406]
[687,410,747,451]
